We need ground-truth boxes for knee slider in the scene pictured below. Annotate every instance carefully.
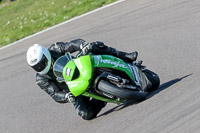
[75,105,90,120]
[77,110,90,120]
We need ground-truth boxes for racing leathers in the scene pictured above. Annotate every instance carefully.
[36,39,138,120]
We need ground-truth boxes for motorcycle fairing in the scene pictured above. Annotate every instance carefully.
[61,54,146,97]
[91,55,134,80]
[63,55,92,97]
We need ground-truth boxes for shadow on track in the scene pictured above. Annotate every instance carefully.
[97,74,192,118]
[146,74,192,99]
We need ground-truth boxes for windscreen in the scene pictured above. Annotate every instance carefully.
[53,53,72,79]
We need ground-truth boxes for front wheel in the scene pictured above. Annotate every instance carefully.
[97,80,147,102]
[143,69,160,92]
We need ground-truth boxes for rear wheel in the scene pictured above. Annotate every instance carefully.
[143,69,160,92]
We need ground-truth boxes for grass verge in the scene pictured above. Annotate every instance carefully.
[0,0,116,46]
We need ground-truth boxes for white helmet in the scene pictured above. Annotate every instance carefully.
[26,44,51,74]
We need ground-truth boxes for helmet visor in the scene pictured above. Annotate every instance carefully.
[31,54,48,72]
[53,53,72,79]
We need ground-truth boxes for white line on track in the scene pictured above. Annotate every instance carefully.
[0,0,125,51]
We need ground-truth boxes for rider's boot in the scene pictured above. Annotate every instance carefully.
[115,50,138,62]
[89,41,138,62]
[108,47,138,62]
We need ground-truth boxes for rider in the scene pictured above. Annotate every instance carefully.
[26,39,138,120]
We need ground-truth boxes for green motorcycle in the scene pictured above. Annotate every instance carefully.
[53,53,160,104]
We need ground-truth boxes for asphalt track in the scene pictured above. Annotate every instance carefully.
[0,0,200,132]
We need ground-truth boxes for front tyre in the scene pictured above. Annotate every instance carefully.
[143,69,160,92]
[97,80,147,102]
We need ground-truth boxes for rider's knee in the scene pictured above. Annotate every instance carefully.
[76,109,95,120]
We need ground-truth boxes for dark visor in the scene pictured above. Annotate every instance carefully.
[31,55,48,72]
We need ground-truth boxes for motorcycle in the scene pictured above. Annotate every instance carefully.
[53,52,160,104]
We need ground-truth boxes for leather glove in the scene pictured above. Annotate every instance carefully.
[77,42,92,57]
[81,41,104,54]
[81,42,92,55]
[65,92,75,103]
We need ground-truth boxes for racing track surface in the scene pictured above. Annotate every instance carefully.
[1,0,200,132]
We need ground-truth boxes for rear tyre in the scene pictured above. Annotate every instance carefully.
[143,69,160,92]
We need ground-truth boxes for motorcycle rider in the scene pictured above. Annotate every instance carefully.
[26,39,138,120]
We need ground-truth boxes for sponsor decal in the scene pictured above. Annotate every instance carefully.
[69,83,78,88]
[93,55,128,68]
[67,81,82,88]
[66,68,71,76]
[93,56,101,66]
[128,64,141,87]
[100,59,128,69]
[30,58,37,64]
